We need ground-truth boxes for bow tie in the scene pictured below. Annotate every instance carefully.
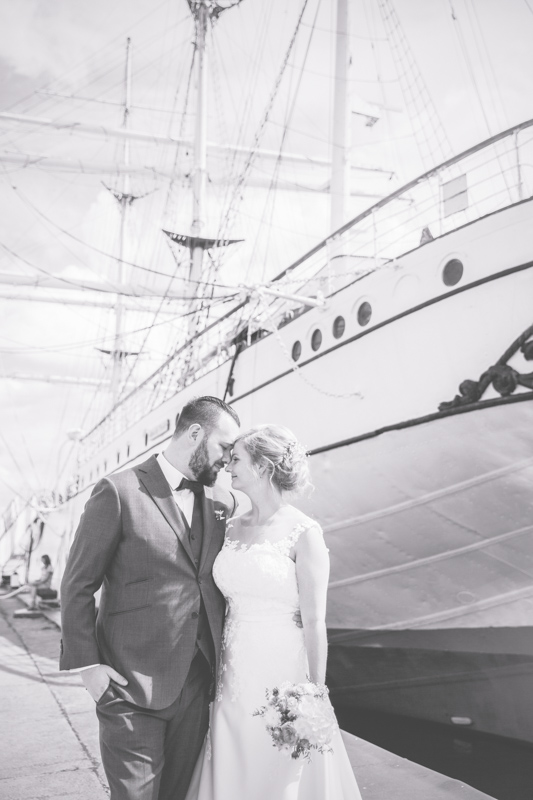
[177,477,204,496]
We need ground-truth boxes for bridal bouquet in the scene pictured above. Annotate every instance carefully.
[253,681,338,760]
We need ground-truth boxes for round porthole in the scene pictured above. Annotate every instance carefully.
[311,329,322,351]
[357,301,372,327]
[442,258,463,286]
[291,341,302,362]
[332,316,345,339]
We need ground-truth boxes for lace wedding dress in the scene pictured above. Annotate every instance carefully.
[184,514,362,800]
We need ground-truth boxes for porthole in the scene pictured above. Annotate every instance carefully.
[291,341,302,362]
[311,329,322,351]
[332,316,345,339]
[357,301,372,327]
[117,452,121,465]
[442,258,463,286]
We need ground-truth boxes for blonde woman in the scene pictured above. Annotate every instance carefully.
[185,425,361,800]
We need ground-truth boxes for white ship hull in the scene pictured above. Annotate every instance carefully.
[3,139,533,743]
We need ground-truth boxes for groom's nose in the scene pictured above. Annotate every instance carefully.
[221,447,232,465]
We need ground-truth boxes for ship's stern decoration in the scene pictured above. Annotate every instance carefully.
[439,324,533,411]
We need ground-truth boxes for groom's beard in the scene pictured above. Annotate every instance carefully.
[189,439,223,487]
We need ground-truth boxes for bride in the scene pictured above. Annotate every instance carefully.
[185,424,362,800]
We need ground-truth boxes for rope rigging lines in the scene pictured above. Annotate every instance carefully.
[377,0,453,171]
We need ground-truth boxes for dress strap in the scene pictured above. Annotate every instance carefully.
[277,519,320,557]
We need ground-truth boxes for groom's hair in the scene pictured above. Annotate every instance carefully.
[174,396,240,437]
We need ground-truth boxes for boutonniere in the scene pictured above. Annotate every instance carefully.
[214,509,226,522]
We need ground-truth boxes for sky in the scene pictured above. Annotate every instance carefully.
[0,0,533,513]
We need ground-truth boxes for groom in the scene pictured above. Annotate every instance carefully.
[60,396,240,800]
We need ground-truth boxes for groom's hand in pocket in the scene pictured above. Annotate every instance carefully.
[81,664,128,702]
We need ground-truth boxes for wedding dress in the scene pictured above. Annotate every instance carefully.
[184,514,362,800]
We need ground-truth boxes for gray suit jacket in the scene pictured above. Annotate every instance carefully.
[60,455,235,709]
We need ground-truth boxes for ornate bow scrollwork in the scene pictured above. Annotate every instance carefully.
[439,324,533,411]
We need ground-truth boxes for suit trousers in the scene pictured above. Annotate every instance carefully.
[96,651,212,800]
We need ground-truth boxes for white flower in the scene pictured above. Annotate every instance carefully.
[263,706,281,728]
[293,695,338,746]
[287,696,299,711]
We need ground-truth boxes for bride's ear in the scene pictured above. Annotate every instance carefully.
[256,459,269,479]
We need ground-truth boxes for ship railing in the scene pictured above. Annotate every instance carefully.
[268,120,533,307]
[78,120,533,464]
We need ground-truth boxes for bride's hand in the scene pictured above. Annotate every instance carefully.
[293,610,303,628]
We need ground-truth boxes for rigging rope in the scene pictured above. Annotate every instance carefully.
[3,179,239,288]
[377,0,453,171]
[445,0,513,201]
[214,0,312,254]
[115,43,199,406]
[254,0,323,286]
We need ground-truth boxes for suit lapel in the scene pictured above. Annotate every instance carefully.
[137,455,196,566]
[199,492,224,574]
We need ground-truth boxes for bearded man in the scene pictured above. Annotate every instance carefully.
[60,396,240,800]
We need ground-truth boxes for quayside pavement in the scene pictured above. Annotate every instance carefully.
[0,596,495,800]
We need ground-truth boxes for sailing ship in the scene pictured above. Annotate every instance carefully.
[2,0,533,746]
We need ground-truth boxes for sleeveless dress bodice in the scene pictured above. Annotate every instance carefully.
[214,526,303,617]
[212,521,309,705]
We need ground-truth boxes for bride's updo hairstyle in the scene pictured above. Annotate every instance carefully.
[235,424,311,495]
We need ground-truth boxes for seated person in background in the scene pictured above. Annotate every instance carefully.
[0,555,54,609]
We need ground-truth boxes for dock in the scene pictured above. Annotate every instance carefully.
[0,596,495,800]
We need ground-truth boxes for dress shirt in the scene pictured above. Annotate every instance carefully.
[156,453,196,527]
[70,454,197,673]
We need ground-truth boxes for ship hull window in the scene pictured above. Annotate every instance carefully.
[311,329,322,351]
[333,316,345,339]
[357,302,372,327]
[292,341,302,361]
[442,258,464,286]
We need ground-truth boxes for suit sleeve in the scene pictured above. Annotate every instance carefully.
[59,478,122,670]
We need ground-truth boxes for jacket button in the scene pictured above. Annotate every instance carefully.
[191,611,199,619]
[197,577,202,585]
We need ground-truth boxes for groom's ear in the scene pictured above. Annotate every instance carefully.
[188,424,204,444]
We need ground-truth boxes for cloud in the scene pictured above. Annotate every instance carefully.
[0,1,89,80]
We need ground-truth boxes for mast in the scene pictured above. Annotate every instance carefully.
[164,0,243,330]
[189,1,209,297]
[110,37,133,405]
[330,0,350,232]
